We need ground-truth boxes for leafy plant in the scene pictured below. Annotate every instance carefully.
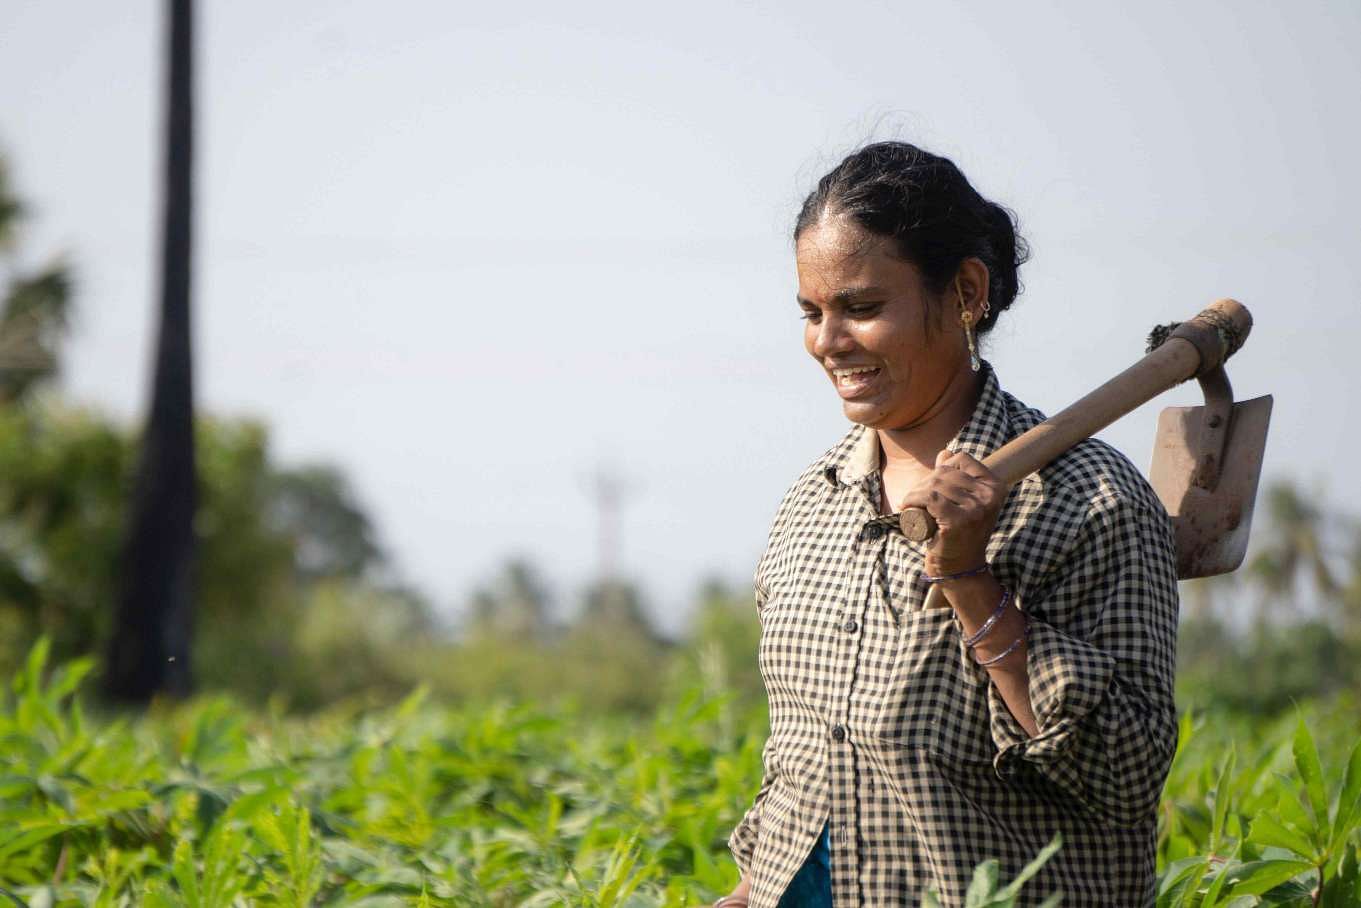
[2,638,1359,906]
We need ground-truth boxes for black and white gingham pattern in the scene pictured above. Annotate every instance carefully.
[727,362,1179,907]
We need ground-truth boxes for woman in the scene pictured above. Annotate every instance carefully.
[713,142,1180,907]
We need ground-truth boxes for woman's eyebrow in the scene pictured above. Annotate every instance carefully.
[797,286,890,306]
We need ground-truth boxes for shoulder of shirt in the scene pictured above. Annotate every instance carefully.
[1003,389,1169,524]
[796,424,862,488]
[760,424,861,519]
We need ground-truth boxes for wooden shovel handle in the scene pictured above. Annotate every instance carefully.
[899,298,1253,543]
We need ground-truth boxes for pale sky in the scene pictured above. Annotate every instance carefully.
[3,1,1358,636]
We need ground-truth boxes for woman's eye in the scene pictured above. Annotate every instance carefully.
[800,311,821,322]
[847,304,879,317]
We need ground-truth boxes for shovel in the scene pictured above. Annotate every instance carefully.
[900,298,1272,594]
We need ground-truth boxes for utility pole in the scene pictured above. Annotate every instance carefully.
[105,0,196,702]
[589,466,627,582]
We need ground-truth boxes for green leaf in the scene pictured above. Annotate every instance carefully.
[1210,747,1237,850]
[1330,737,1361,853]
[964,858,1000,906]
[1220,859,1316,899]
[1171,709,1195,767]
[1292,716,1329,836]
[44,657,95,703]
[1272,783,1317,855]
[1175,859,1210,908]
[1157,857,1204,907]
[1199,842,1240,908]
[17,635,51,695]
[170,837,201,908]
[1248,813,1317,860]
[0,824,72,861]
[996,832,1062,900]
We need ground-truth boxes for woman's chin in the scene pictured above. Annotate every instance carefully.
[840,399,892,427]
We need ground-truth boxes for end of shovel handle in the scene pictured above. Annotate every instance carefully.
[1175,299,1253,375]
[899,507,937,542]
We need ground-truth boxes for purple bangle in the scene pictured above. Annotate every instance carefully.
[922,563,990,584]
[962,587,1012,647]
[975,615,1030,667]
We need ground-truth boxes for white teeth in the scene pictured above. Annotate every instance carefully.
[833,366,879,377]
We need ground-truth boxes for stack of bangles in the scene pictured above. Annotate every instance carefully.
[921,564,1029,666]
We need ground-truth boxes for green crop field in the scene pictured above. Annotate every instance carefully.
[1,638,1359,907]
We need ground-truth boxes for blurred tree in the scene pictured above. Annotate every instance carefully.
[0,158,72,402]
[0,155,102,673]
[465,558,553,641]
[273,578,431,707]
[0,405,127,671]
[577,577,658,643]
[1246,480,1340,624]
[267,466,382,582]
[106,0,197,702]
[1335,528,1361,640]
[1177,616,1357,714]
[1175,479,1361,714]
[0,402,433,707]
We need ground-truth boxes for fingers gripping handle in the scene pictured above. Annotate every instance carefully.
[900,507,937,543]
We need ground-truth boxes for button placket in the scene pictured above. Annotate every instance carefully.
[828,514,885,905]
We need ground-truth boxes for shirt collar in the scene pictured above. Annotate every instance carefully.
[821,360,1012,488]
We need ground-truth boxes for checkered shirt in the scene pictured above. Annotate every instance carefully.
[726,361,1180,907]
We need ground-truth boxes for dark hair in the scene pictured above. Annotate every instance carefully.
[794,141,1028,336]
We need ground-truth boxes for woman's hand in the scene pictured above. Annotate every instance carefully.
[898,449,1006,576]
[706,876,751,907]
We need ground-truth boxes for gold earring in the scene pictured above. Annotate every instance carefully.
[956,278,981,372]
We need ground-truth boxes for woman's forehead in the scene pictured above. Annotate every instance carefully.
[796,220,916,296]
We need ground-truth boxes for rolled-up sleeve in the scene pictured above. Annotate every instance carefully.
[987,494,1180,828]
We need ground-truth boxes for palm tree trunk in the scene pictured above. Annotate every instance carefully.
[104,0,196,702]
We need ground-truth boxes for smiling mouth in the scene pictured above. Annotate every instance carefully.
[830,366,882,396]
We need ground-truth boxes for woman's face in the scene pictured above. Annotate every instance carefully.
[796,215,970,430]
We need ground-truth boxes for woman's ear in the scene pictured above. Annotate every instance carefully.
[954,257,991,322]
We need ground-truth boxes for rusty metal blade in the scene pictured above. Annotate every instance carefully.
[1148,394,1273,579]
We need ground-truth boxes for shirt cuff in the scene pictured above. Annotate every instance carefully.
[988,613,1116,779]
[727,806,761,878]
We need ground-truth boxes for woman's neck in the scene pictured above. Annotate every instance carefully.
[876,367,984,472]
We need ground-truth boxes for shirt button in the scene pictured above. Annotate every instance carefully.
[864,523,886,540]
[830,724,846,742]
[842,618,858,633]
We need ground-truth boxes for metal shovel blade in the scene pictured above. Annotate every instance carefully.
[1148,394,1273,579]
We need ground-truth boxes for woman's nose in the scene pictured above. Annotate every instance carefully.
[811,313,853,358]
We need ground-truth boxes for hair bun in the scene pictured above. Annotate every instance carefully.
[981,202,1028,329]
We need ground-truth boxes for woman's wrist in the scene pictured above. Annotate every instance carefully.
[923,552,990,578]
[972,612,1029,666]
[934,569,1001,619]
[922,562,990,584]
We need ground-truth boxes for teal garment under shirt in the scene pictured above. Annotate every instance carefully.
[775,821,831,907]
